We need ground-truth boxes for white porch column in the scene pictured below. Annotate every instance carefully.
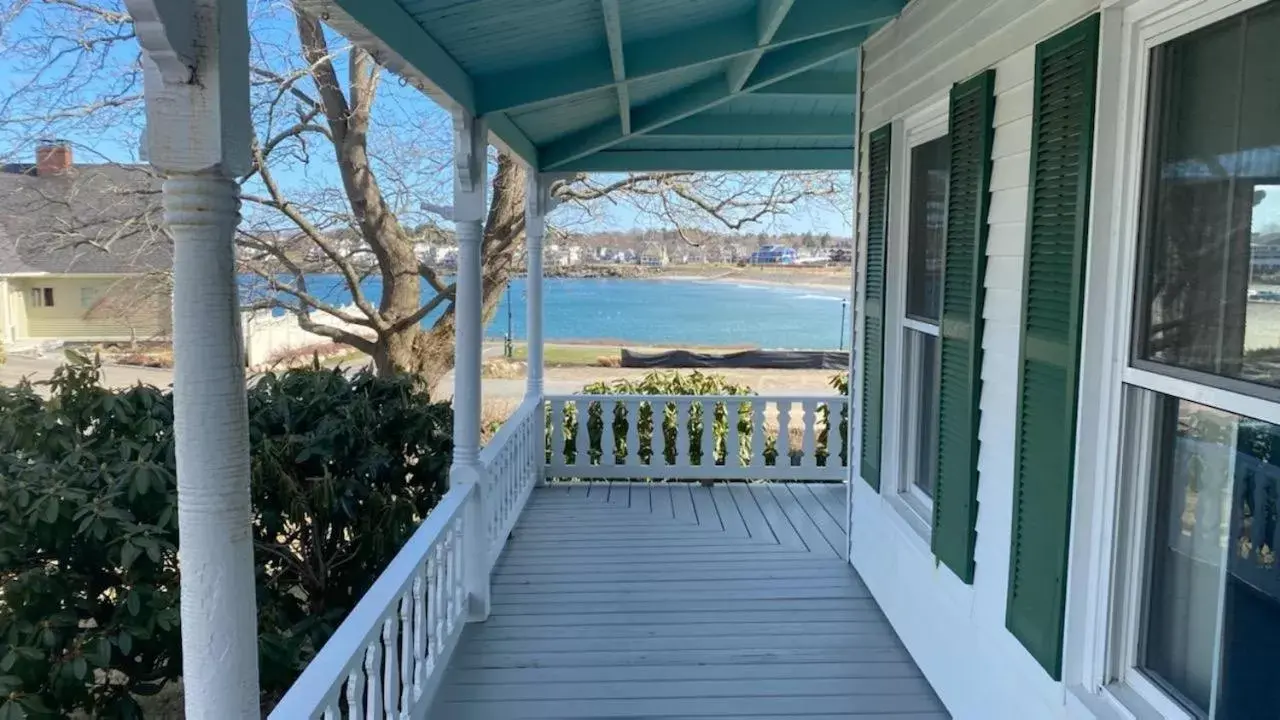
[523,171,556,397]
[126,1,259,717]
[450,108,490,620]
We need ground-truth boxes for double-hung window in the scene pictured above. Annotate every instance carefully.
[1110,2,1280,717]
[898,127,950,523]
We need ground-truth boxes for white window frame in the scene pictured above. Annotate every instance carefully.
[881,92,949,539]
[29,287,53,308]
[1073,0,1280,717]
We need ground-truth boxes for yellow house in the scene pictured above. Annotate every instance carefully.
[0,143,171,344]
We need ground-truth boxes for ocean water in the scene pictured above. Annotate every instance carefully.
[245,275,851,349]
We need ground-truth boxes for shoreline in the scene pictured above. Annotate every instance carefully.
[537,265,851,296]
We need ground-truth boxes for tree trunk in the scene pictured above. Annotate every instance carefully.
[413,152,528,392]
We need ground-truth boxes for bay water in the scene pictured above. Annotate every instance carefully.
[246,275,850,349]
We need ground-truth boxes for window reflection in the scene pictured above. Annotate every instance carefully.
[1137,3,1280,388]
[1143,395,1280,718]
[905,136,949,323]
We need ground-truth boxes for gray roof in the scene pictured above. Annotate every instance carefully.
[0,162,169,275]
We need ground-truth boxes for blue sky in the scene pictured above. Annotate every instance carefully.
[0,2,852,236]
[6,2,1278,238]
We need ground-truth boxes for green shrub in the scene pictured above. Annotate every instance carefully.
[0,357,180,719]
[0,356,452,717]
[248,366,452,704]
[581,371,753,468]
[819,373,850,466]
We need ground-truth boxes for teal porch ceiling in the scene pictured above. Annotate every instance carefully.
[299,0,905,171]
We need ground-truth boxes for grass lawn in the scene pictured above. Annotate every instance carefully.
[509,343,619,367]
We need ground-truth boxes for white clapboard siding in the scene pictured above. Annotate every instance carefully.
[852,2,1100,717]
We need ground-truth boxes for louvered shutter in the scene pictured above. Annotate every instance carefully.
[932,69,996,584]
[1006,14,1100,680]
[860,124,892,490]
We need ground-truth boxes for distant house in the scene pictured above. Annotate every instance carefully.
[748,244,798,264]
[0,142,171,344]
[638,242,668,267]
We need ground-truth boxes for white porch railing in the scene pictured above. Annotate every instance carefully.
[268,397,542,719]
[545,394,849,481]
[480,396,544,565]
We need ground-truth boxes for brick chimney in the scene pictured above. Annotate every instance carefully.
[35,141,72,176]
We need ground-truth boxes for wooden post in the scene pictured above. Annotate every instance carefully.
[449,108,490,621]
[125,0,259,716]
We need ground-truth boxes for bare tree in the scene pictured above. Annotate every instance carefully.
[0,0,850,388]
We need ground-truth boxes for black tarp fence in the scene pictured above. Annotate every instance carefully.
[620,349,848,370]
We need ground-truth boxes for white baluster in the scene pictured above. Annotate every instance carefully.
[728,400,744,469]
[777,400,793,468]
[324,703,338,720]
[652,400,668,467]
[625,400,640,466]
[700,400,716,467]
[574,400,589,468]
[399,593,413,714]
[751,402,766,468]
[552,400,566,466]
[365,642,382,720]
[425,550,439,677]
[600,399,616,466]
[452,522,465,628]
[413,569,426,700]
[674,400,691,470]
[801,400,817,469]
[382,617,398,719]
[346,668,365,720]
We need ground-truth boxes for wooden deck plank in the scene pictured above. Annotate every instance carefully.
[434,693,946,719]
[743,482,809,550]
[761,483,839,558]
[689,483,722,530]
[710,483,751,538]
[728,482,777,543]
[432,482,948,719]
[443,661,925,684]
[440,676,935,701]
[786,483,847,555]
[810,482,848,532]
[650,480,674,519]
[670,482,698,523]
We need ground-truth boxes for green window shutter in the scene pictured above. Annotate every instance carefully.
[1006,13,1100,680]
[860,123,892,490]
[932,69,997,585]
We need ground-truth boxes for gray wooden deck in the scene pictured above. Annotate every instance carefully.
[433,481,948,719]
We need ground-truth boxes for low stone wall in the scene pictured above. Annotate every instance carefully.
[241,308,372,367]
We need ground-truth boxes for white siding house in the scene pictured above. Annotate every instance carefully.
[852,0,1280,718]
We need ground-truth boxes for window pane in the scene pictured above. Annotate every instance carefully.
[912,331,939,499]
[1137,3,1280,389]
[906,136,949,323]
[903,328,940,502]
[1141,393,1280,718]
